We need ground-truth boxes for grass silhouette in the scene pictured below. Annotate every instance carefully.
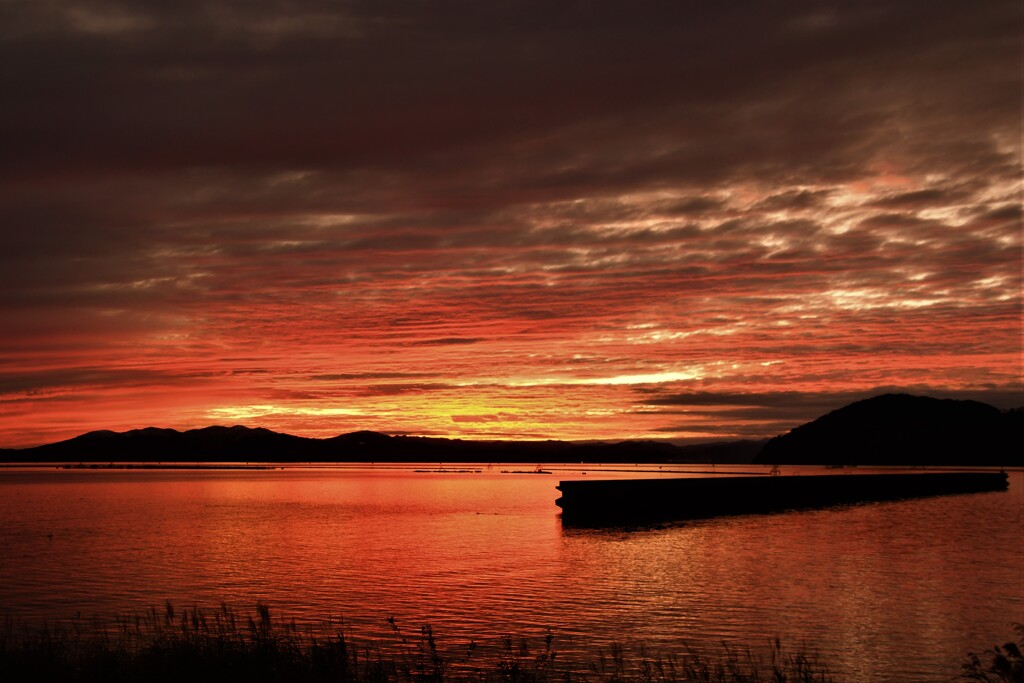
[959,623,1024,683]
[2,603,1018,682]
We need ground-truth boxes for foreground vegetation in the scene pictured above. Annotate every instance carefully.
[960,623,1024,683]
[0,604,1019,682]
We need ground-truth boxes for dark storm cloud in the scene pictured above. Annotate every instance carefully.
[408,337,488,346]
[0,367,214,395]
[359,383,457,397]
[872,188,966,210]
[973,204,1022,223]
[2,0,1019,185]
[648,422,794,439]
[662,197,729,216]
[310,372,437,381]
[753,190,835,212]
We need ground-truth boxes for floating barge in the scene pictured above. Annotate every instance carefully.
[555,471,1009,524]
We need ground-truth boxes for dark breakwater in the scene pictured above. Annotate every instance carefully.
[555,471,1010,524]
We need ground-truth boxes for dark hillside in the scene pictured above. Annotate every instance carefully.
[3,427,759,464]
[754,393,1021,466]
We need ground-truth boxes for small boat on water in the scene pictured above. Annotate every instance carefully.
[555,471,1009,524]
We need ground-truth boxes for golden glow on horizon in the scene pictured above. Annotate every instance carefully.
[506,370,704,387]
[207,405,366,421]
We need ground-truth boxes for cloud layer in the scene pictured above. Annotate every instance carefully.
[1,0,1020,446]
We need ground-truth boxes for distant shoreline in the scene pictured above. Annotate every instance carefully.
[0,462,1019,472]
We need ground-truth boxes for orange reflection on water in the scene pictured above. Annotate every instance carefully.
[0,467,1020,682]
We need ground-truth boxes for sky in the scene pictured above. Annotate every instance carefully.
[0,0,1021,448]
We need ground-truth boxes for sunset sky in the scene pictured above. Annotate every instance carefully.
[1,0,1021,448]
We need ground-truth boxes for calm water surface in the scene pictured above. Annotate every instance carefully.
[0,464,1021,682]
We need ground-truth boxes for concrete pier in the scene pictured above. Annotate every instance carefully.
[555,471,1009,524]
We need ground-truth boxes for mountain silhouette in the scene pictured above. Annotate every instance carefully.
[3,393,1017,465]
[5,425,315,461]
[754,393,1022,466]
[0,426,763,464]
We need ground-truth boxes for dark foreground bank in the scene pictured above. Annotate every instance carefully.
[1,605,1020,683]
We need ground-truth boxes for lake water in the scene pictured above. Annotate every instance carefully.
[0,464,1021,682]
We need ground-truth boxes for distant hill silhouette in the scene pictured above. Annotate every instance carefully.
[6,393,1015,465]
[754,393,1022,466]
[0,426,764,464]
